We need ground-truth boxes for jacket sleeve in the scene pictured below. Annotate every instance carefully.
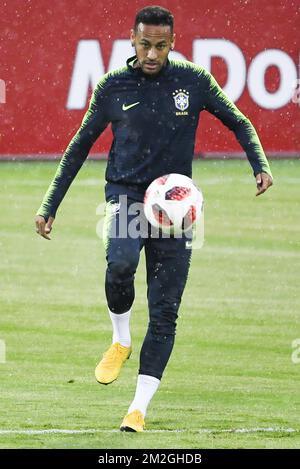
[36,79,110,220]
[202,71,272,178]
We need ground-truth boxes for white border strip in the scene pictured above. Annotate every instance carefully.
[0,427,297,435]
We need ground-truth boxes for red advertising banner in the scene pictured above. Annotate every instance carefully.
[0,0,299,158]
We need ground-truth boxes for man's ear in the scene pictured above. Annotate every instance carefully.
[130,29,135,47]
[171,32,176,51]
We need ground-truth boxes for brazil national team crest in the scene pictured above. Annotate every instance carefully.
[173,89,189,116]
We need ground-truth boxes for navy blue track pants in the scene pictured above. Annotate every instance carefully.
[104,195,192,380]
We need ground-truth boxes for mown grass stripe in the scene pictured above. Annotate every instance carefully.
[0,427,298,435]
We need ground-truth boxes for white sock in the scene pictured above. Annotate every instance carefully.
[128,374,160,416]
[109,309,131,347]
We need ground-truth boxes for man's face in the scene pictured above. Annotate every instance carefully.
[130,23,175,75]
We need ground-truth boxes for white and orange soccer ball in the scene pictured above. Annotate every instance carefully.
[144,173,203,235]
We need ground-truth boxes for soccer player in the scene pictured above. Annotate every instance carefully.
[35,6,273,432]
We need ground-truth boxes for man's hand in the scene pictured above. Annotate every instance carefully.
[255,172,273,196]
[35,215,55,240]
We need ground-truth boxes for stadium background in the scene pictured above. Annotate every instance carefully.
[0,0,299,451]
[1,0,299,158]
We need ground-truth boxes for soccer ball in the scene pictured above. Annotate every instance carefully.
[144,173,203,235]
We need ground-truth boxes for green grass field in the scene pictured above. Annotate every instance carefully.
[0,159,299,449]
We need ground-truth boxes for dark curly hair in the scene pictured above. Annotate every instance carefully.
[134,5,174,32]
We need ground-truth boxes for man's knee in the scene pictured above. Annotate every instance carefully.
[107,257,137,283]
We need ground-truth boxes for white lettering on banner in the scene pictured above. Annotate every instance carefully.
[193,39,246,102]
[66,40,105,109]
[67,39,298,111]
[169,50,188,62]
[248,49,297,109]
[108,39,132,71]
